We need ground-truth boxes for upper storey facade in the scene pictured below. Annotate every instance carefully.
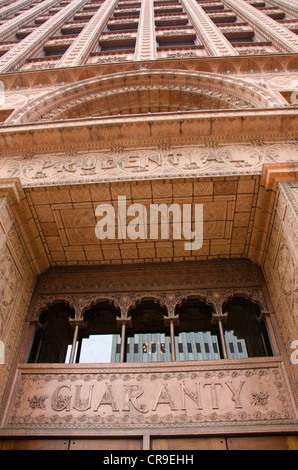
[0,0,297,72]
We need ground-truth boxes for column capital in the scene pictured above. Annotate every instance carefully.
[69,319,86,329]
[211,313,228,325]
[163,315,180,327]
[116,316,132,328]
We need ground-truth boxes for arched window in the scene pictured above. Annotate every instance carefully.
[175,298,222,360]
[28,302,75,363]
[123,299,170,363]
[73,301,121,363]
[223,297,273,358]
[28,295,274,364]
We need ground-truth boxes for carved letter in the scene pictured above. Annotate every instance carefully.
[93,384,119,412]
[225,381,245,409]
[204,383,222,409]
[51,385,72,412]
[152,384,178,411]
[181,382,203,410]
[73,385,94,412]
[123,385,149,413]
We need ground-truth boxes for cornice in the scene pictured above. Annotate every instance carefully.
[0,107,297,155]
[0,54,296,91]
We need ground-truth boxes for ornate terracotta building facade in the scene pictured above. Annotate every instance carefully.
[0,0,297,451]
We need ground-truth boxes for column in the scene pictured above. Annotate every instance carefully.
[134,0,156,61]
[56,0,120,68]
[0,0,61,42]
[0,0,39,20]
[211,313,229,359]
[68,319,86,364]
[0,0,23,9]
[180,0,237,56]
[259,311,279,357]
[164,313,179,361]
[0,0,89,72]
[222,0,298,53]
[116,317,132,363]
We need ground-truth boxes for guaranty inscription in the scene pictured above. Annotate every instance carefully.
[6,363,295,430]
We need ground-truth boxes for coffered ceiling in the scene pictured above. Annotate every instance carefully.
[23,174,266,268]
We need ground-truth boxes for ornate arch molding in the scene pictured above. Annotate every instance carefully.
[221,288,268,315]
[29,287,268,325]
[6,70,286,125]
[30,295,76,325]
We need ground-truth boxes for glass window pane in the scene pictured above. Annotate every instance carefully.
[175,331,220,361]
[79,334,114,363]
[126,332,171,363]
[225,330,248,359]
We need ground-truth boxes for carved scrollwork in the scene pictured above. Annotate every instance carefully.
[221,288,267,314]
[29,286,269,327]
[30,295,77,322]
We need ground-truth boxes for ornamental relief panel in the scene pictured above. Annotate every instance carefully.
[4,361,297,433]
[0,143,297,186]
[262,182,298,384]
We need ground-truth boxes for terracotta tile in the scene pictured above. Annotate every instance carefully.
[204,220,226,238]
[70,187,91,203]
[30,189,51,205]
[66,227,98,245]
[40,222,59,237]
[65,250,86,261]
[152,182,173,199]
[210,239,230,255]
[61,208,96,228]
[237,179,256,194]
[214,181,237,195]
[235,194,254,212]
[34,205,54,223]
[194,181,214,196]
[45,236,64,251]
[233,212,251,228]
[48,189,72,204]
[90,184,111,202]
[173,182,193,198]
[203,201,227,221]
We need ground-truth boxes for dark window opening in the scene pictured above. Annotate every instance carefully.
[28,303,75,364]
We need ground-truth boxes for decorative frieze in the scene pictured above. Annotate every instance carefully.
[263,181,298,384]
[3,359,297,434]
[0,143,297,187]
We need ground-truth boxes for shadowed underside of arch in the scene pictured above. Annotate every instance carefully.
[6,69,286,124]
